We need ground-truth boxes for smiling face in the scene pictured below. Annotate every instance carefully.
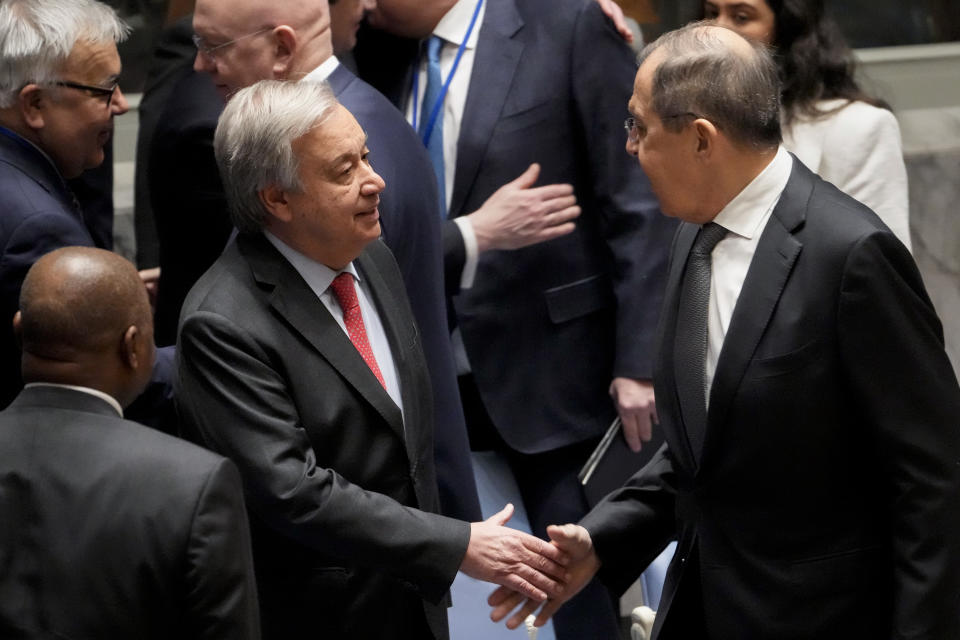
[703,0,776,45]
[269,104,385,269]
[37,38,128,179]
[330,0,375,54]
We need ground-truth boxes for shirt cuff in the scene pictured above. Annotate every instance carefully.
[453,216,479,289]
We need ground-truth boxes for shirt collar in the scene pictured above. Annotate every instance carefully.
[24,382,123,417]
[434,0,485,48]
[714,145,792,239]
[263,231,361,297]
[302,55,341,84]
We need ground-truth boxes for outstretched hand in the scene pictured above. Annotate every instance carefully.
[460,504,571,602]
[468,163,580,253]
[488,523,601,629]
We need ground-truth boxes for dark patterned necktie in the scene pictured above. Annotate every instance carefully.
[674,222,727,460]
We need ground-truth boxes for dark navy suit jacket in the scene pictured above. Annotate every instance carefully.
[356,0,678,454]
[0,129,93,408]
[0,128,175,429]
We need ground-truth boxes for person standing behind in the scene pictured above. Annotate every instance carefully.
[491,23,960,639]
[356,2,677,637]
[0,247,259,639]
[0,0,131,408]
[703,0,912,249]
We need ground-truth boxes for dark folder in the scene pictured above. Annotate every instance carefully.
[579,416,665,507]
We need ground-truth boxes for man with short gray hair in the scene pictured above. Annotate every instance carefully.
[177,79,570,639]
[0,0,130,407]
[491,22,960,638]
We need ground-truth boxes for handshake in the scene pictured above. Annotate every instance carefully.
[461,504,601,631]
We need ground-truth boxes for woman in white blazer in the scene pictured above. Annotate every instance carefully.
[702,0,911,250]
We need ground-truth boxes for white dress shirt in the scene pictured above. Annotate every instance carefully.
[301,54,341,84]
[265,233,404,414]
[705,146,793,401]
[406,0,486,290]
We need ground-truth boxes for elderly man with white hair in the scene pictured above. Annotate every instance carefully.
[0,0,130,408]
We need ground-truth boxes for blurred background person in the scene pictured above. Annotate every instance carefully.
[702,0,912,249]
[0,247,259,639]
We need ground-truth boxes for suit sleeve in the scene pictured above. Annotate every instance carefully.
[837,231,960,637]
[176,310,470,604]
[579,443,679,594]
[184,458,261,639]
[570,3,678,380]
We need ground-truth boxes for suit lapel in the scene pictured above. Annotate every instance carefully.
[704,161,808,462]
[449,0,524,219]
[239,235,405,439]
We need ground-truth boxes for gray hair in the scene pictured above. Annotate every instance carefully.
[214,79,340,234]
[0,0,129,108]
[638,22,782,150]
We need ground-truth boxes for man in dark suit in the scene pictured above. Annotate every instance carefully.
[176,80,570,639]
[355,1,678,635]
[0,0,132,408]
[148,0,484,521]
[0,246,259,639]
[491,23,960,639]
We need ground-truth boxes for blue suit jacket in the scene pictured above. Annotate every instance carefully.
[356,0,678,453]
[0,129,93,408]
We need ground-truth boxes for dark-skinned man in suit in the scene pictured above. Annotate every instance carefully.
[0,246,259,639]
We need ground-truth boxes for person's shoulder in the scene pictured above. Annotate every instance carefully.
[817,99,900,143]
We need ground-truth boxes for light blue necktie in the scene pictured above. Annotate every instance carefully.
[419,35,446,218]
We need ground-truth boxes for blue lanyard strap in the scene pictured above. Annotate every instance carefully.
[411,0,484,147]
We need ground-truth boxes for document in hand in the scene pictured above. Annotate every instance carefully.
[578,416,665,507]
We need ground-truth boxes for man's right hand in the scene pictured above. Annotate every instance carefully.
[488,523,600,629]
[467,163,579,253]
[459,503,571,602]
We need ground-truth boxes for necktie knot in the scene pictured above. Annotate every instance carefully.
[427,35,444,63]
[693,222,727,256]
[329,272,359,312]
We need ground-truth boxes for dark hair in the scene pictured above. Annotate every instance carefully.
[639,22,782,150]
[701,0,887,123]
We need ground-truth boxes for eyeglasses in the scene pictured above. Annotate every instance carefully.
[624,112,705,144]
[55,80,119,108]
[192,26,273,62]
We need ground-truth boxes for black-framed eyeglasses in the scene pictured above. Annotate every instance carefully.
[54,80,119,108]
[192,26,273,62]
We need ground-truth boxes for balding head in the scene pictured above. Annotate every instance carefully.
[16,247,155,407]
[637,22,781,150]
[192,0,332,99]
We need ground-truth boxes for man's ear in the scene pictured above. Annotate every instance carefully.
[692,118,719,157]
[259,184,293,223]
[272,25,298,78]
[120,325,141,370]
[18,84,46,130]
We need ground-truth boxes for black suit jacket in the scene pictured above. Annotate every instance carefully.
[581,159,960,639]
[0,385,259,639]
[176,234,470,639]
[357,0,678,453]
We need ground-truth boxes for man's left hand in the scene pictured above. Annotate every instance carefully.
[610,377,656,452]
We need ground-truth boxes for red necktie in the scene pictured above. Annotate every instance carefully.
[329,273,386,389]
